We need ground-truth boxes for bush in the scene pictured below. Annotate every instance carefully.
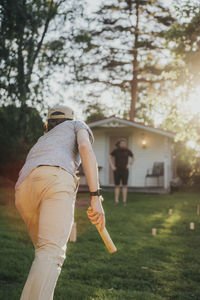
[176,142,200,186]
[0,105,45,182]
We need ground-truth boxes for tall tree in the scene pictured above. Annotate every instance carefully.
[74,0,174,121]
[163,0,200,146]
[159,1,200,184]
[0,0,78,109]
[166,0,200,90]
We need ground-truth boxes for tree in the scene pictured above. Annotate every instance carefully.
[165,1,200,94]
[161,1,200,185]
[0,105,44,181]
[175,141,200,186]
[84,102,108,123]
[0,0,79,109]
[0,0,85,143]
[73,0,174,121]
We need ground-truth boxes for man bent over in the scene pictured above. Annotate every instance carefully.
[15,105,105,300]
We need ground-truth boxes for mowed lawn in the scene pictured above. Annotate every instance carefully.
[0,188,200,300]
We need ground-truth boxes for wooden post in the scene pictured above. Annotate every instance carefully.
[69,222,77,242]
[168,209,173,215]
[190,222,195,230]
[152,228,157,236]
[197,204,200,216]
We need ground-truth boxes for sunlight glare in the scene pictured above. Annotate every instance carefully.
[188,86,200,114]
[187,140,196,149]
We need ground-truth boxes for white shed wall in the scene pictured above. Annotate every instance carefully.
[91,127,173,188]
[129,130,172,187]
[92,131,107,185]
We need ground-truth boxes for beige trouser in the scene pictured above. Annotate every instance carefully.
[15,166,79,300]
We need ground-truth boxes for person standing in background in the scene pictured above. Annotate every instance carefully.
[109,138,134,206]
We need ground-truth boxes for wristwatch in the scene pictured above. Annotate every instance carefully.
[89,188,102,196]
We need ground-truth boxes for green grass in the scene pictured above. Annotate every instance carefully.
[1,190,200,299]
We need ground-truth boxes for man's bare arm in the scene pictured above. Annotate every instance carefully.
[109,155,116,171]
[127,155,135,169]
[77,129,105,230]
[77,129,99,192]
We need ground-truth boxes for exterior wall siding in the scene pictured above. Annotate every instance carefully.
[129,130,165,187]
[91,127,173,188]
[92,131,106,185]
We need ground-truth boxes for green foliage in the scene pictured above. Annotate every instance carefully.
[84,102,108,123]
[73,0,175,121]
[161,100,200,185]
[1,191,200,299]
[0,0,77,108]
[161,2,200,185]
[0,105,44,181]
[166,2,200,86]
[174,141,200,185]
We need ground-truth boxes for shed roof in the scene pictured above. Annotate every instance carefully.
[88,116,175,139]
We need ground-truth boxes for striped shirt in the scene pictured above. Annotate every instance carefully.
[15,120,94,188]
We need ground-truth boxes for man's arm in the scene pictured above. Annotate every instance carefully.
[109,155,116,171]
[127,154,135,169]
[77,129,105,230]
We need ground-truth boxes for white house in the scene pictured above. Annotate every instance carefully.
[80,116,175,193]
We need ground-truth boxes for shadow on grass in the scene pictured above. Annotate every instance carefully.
[1,191,200,299]
[55,192,200,300]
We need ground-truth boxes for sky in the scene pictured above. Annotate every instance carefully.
[47,0,200,129]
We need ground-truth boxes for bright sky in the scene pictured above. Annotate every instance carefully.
[48,0,200,130]
[188,88,200,114]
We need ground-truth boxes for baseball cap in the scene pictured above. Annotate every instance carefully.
[48,105,74,120]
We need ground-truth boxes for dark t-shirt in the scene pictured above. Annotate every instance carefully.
[111,148,133,170]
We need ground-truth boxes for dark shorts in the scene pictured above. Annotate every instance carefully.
[114,169,129,186]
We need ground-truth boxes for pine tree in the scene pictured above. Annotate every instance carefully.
[74,0,174,121]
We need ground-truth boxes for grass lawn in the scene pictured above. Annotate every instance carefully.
[0,188,200,300]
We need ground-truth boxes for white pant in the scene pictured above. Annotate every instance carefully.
[15,166,79,300]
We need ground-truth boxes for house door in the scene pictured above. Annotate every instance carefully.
[109,136,129,184]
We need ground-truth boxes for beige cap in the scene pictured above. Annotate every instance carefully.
[48,105,74,120]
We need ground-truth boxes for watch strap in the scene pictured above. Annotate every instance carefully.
[90,188,102,196]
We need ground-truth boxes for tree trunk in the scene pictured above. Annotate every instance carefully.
[17,0,26,107]
[129,0,139,121]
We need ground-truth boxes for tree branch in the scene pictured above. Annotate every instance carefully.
[27,0,54,80]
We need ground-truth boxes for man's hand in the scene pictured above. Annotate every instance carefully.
[127,157,134,169]
[87,196,105,231]
[109,155,116,172]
